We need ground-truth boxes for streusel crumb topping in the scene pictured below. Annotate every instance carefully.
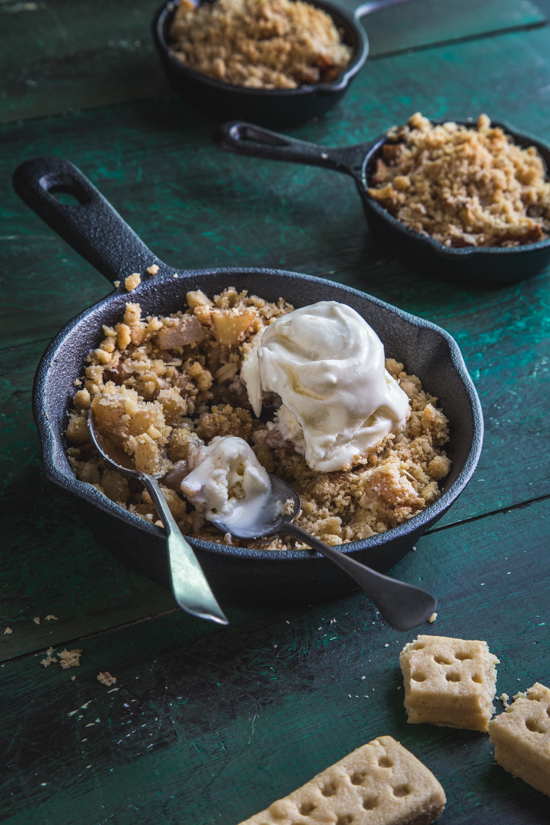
[169,0,352,89]
[368,113,550,248]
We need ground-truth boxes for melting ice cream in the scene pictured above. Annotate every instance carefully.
[180,436,271,531]
[241,300,410,472]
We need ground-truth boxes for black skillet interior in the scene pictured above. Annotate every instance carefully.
[152,0,368,127]
[14,156,483,606]
[216,119,550,285]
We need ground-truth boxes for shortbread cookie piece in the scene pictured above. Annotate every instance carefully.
[237,735,445,825]
[489,682,550,796]
[400,635,499,732]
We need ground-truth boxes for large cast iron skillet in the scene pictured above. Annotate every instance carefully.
[14,156,483,607]
[217,120,550,285]
[152,0,413,127]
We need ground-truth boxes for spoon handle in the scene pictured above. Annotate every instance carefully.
[141,474,228,626]
[283,523,436,631]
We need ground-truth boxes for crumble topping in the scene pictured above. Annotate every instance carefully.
[65,288,450,550]
[368,113,550,248]
[168,0,352,89]
[124,272,141,291]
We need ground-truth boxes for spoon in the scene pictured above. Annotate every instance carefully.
[211,474,436,631]
[88,412,228,626]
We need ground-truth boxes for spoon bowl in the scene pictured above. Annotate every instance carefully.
[212,474,437,631]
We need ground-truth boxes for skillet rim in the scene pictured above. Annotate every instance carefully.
[33,266,483,563]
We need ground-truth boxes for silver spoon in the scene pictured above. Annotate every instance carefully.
[212,475,436,631]
[88,412,228,626]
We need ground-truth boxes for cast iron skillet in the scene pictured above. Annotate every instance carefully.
[13,156,483,607]
[152,0,413,127]
[216,120,550,285]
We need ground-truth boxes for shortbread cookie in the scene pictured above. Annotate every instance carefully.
[237,735,445,825]
[400,635,499,732]
[489,682,550,796]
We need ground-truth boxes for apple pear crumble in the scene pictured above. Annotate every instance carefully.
[65,288,451,550]
[368,113,550,248]
[168,0,352,89]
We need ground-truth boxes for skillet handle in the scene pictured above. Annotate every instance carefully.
[13,157,164,285]
[347,0,417,20]
[216,122,366,179]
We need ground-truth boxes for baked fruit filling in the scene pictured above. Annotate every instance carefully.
[65,288,451,550]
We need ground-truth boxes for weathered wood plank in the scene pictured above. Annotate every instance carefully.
[0,0,545,124]
[2,498,550,824]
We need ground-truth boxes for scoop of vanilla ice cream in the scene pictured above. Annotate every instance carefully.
[241,301,410,472]
[180,436,271,531]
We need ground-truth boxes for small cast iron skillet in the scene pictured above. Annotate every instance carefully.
[216,120,550,285]
[152,0,412,127]
[13,156,483,607]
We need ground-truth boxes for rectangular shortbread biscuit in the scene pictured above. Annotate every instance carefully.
[400,635,499,732]
[489,682,550,796]
[237,735,445,825]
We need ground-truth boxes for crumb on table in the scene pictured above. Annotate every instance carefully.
[97,671,117,686]
[58,649,83,669]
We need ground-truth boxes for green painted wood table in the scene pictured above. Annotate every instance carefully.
[2,0,550,822]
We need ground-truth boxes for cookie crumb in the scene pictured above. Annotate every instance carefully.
[97,671,117,686]
[40,654,58,668]
[428,612,437,623]
[3,627,12,635]
[147,264,159,275]
[125,273,141,291]
[58,649,82,669]
[113,280,121,288]
[33,616,41,625]
[45,614,58,621]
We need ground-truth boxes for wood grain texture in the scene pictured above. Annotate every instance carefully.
[2,498,550,824]
[0,0,545,124]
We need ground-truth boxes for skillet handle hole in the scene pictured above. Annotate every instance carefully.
[49,187,82,206]
[39,173,90,206]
